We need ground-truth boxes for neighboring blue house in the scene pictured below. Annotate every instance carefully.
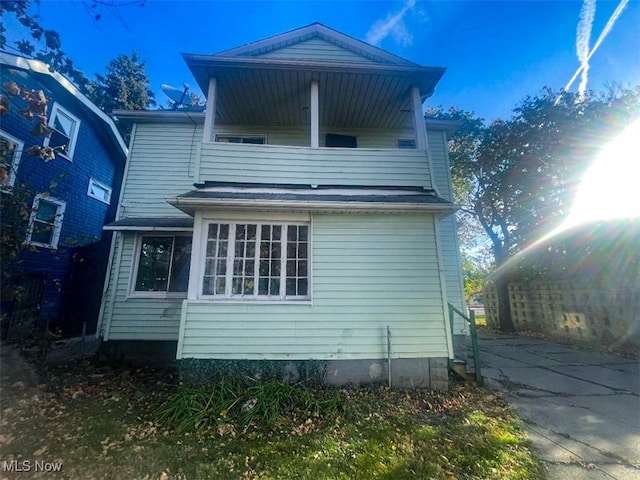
[1,52,127,337]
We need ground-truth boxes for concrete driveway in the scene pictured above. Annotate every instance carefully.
[479,332,640,480]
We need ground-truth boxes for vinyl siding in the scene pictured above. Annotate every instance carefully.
[198,143,431,187]
[254,38,380,64]
[102,233,184,340]
[428,129,466,333]
[178,213,449,360]
[119,123,200,218]
[214,125,416,148]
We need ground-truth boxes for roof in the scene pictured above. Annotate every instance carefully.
[168,181,458,216]
[0,52,128,158]
[214,23,421,67]
[104,217,194,231]
[182,23,445,128]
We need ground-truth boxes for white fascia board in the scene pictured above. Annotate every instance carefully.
[103,225,194,232]
[197,186,434,196]
[168,196,459,215]
[0,52,128,157]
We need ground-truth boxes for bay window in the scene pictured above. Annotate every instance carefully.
[202,222,309,300]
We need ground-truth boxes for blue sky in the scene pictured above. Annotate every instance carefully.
[4,0,639,121]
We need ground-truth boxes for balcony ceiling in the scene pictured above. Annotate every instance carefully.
[184,56,445,129]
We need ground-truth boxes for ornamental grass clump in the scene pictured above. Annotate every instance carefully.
[155,377,342,432]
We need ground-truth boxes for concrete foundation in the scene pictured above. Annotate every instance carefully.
[100,341,449,390]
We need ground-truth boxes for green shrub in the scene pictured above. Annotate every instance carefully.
[155,377,342,432]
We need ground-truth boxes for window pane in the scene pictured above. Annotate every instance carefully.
[219,241,228,257]
[208,223,219,238]
[286,260,296,276]
[53,112,74,137]
[235,224,246,239]
[298,260,308,276]
[168,236,191,292]
[299,226,308,241]
[259,260,269,276]
[261,225,270,239]
[298,279,308,296]
[232,277,242,294]
[31,222,53,245]
[48,130,69,150]
[270,278,280,295]
[203,277,213,295]
[35,201,58,223]
[258,278,269,295]
[136,237,172,291]
[287,242,297,258]
[298,242,308,258]
[216,259,226,275]
[286,278,296,296]
[273,225,281,240]
[215,277,226,295]
[219,224,229,238]
[288,225,298,241]
[247,224,256,240]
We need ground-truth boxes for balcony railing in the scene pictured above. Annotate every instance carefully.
[198,142,432,188]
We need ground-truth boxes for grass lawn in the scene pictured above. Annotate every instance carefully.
[0,358,545,480]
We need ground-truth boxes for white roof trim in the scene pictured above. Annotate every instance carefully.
[103,225,193,232]
[168,196,458,215]
[212,23,418,67]
[197,186,432,196]
[0,52,128,157]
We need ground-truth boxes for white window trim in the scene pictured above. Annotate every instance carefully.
[0,129,24,188]
[214,134,267,144]
[128,233,192,299]
[43,102,80,160]
[87,177,112,204]
[197,220,311,302]
[26,194,66,249]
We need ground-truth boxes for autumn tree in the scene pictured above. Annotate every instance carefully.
[429,86,640,331]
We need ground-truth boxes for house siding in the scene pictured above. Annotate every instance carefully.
[102,232,184,340]
[119,123,200,218]
[198,143,431,187]
[178,212,449,360]
[254,38,380,64]
[1,65,124,334]
[428,129,466,334]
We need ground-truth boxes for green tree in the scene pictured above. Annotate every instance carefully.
[429,86,640,331]
[87,51,156,140]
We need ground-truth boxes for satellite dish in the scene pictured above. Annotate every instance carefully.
[161,83,190,110]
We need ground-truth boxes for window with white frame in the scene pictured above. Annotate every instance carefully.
[215,135,266,144]
[133,235,192,294]
[202,222,309,300]
[0,130,24,187]
[87,178,112,204]
[27,194,66,249]
[43,103,80,159]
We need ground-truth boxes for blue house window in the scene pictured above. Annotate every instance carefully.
[43,103,80,160]
[202,222,309,300]
[26,194,66,249]
[0,130,24,188]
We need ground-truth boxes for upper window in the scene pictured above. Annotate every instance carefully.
[43,103,80,160]
[0,130,24,188]
[326,134,357,148]
[133,235,192,295]
[397,139,416,149]
[202,222,309,300]
[26,194,66,249]
[87,178,112,204]
[215,135,266,144]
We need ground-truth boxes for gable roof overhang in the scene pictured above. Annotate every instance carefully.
[167,182,459,217]
[0,52,128,159]
[183,23,445,129]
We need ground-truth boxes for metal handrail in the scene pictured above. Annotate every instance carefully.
[448,303,483,385]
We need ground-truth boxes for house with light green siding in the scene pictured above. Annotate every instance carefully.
[97,23,466,389]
